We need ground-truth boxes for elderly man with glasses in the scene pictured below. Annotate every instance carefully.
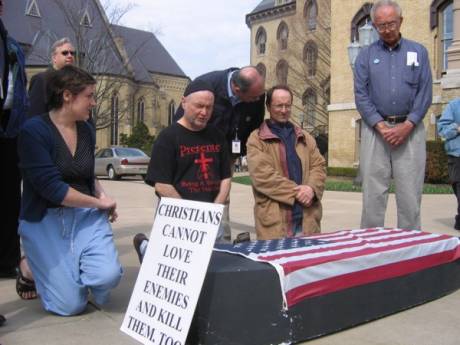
[353,0,432,230]
[247,85,326,240]
[28,37,76,117]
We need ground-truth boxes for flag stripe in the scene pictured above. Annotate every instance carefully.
[285,249,459,306]
[256,229,436,260]
[284,237,460,291]
[259,232,443,262]
[214,228,460,309]
[281,235,456,275]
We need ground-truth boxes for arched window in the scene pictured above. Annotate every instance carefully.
[441,2,453,71]
[137,98,145,124]
[350,2,373,41]
[304,0,318,31]
[152,97,158,127]
[168,100,175,126]
[431,0,454,75]
[255,27,267,55]
[256,63,266,79]
[276,60,289,85]
[302,89,317,127]
[321,75,331,106]
[110,94,119,145]
[303,41,318,77]
[277,21,289,51]
[90,107,96,124]
[324,86,330,106]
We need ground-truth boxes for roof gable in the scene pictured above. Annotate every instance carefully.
[25,0,41,17]
[3,0,127,77]
[3,0,187,82]
[250,0,276,14]
[111,24,187,81]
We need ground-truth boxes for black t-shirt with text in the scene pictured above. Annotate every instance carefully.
[146,123,231,202]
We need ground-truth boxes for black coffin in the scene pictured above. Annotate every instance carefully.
[186,251,460,345]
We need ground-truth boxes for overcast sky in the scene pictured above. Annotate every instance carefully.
[111,0,262,79]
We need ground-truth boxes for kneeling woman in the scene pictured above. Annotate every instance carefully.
[17,65,122,315]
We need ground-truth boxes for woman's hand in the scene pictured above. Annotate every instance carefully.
[108,208,118,223]
[97,194,118,222]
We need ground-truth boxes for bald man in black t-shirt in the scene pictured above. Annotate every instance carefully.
[133,80,231,262]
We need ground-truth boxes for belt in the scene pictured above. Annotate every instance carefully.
[384,115,407,124]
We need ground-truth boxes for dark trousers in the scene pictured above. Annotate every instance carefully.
[452,183,460,217]
[0,135,21,272]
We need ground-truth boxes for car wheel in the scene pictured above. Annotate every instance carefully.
[107,166,119,180]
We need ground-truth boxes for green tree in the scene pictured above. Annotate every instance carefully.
[120,122,155,155]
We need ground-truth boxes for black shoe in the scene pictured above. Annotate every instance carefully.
[133,233,148,264]
[233,232,250,245]
[0,314,5,327]
[455,215,460,230]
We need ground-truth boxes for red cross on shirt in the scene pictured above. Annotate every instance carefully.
[194,152,213,180]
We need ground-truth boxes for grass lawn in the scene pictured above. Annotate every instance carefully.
[232,175,452,194]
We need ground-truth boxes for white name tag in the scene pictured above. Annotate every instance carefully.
[232,140,241,154]
[407,51,419,66]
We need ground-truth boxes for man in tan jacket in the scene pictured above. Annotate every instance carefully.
[247,85,326,240]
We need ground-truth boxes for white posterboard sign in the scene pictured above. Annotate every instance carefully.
[121,197,223,345]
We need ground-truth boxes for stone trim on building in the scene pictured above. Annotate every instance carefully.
[246,2,297,26]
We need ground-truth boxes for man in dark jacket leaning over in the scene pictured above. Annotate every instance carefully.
[174,66,266,242]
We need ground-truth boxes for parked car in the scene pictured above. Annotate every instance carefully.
[95,147,150,180]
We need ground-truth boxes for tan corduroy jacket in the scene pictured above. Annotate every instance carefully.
[247,120,326,240]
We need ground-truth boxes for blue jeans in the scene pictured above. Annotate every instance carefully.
[19,207,123,316]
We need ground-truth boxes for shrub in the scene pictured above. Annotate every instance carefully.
[425,140,449,184]
[327,167,358,177]
[120,122,155,155]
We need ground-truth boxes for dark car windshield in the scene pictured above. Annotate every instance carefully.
[114,148,147,157]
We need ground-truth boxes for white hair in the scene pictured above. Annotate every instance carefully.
[51,37,73,56]
[370,0,402,22]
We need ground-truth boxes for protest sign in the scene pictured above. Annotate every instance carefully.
[121,197,223,345]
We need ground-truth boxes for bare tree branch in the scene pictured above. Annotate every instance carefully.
[34,0,153,132]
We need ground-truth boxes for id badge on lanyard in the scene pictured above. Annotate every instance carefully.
[232,128,241,154]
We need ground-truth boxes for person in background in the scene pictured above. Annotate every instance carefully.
[353,0,432,230]
[437,98,460,230]
[174,66,265,242]
[247,85,326,240]
[28,37,75,117]
[17,65,122,315]
[0,0,28,285]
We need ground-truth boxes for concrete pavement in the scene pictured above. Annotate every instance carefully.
[1,179,460,344]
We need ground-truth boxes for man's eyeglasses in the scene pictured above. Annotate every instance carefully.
[272,104,292,111]
[61,50,76,57]
[374,21,399,32]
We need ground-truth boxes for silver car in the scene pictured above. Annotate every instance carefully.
[95,147,150,180]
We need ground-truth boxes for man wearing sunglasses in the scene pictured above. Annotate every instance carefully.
[28,37,75,117]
